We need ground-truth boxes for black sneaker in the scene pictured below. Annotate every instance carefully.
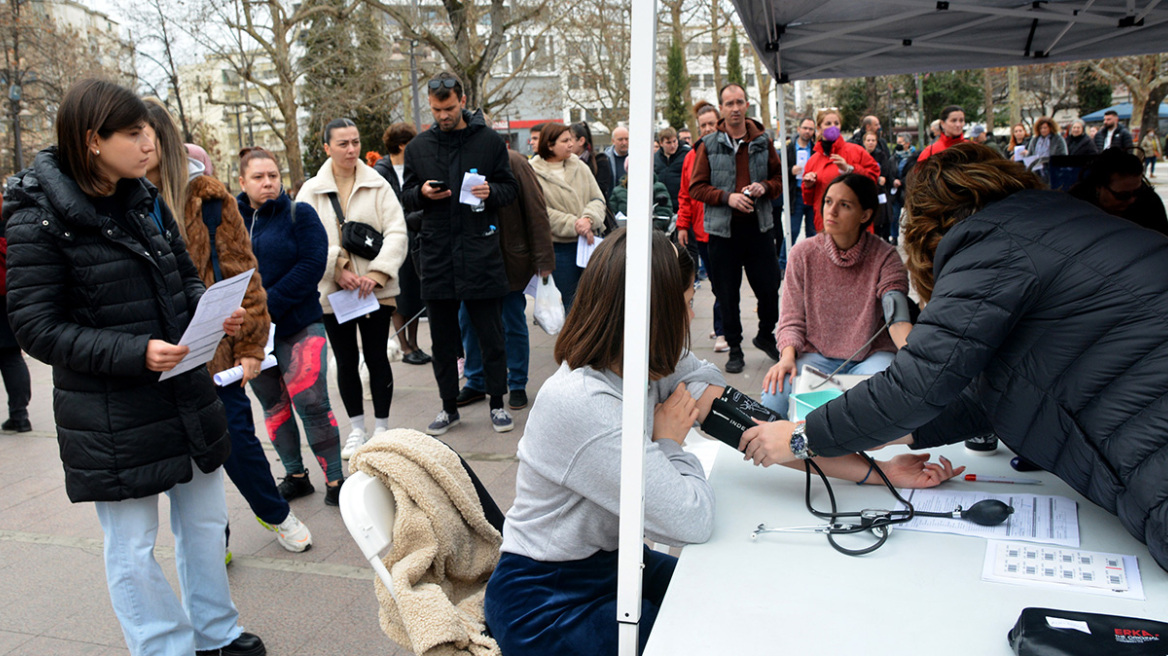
[276,473,314,501]
[725,348,745,374]
[509,389,529,410]
[456,387,486,407]
[196,632,266,656]
[402,349,432,365]
[324,478,344,507]
[752,335,782,362]
[1,417,31,433]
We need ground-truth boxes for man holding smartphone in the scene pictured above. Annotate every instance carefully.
[401,71,520,436]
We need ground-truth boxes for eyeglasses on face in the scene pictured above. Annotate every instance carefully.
[428,78,458,90]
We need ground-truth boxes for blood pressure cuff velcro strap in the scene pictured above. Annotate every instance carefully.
[1009,607,1168,655]
[881,290,912,325]
[700,386,780,449]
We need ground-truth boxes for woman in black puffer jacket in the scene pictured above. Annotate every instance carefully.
[740,143,1168,572]
[3,79,264,655]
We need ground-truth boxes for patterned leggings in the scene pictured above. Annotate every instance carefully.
[249,322,343,483]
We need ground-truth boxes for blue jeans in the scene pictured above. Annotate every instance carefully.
[485,545,676,656]
[760,351,896,419]
[793,189,816,239]
[94,464,243,655]
[218,383,289,526]
[460,290,529,392]
[552,242,583,313]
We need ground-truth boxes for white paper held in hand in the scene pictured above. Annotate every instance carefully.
[328,288,380,324]
[213,323,278,386]
[460,171,487,206]
[576,234,603,268]
[159,268,255,381]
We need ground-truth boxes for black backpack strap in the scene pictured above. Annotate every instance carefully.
[201,198,225,283]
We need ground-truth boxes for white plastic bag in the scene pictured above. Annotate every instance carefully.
[533,275,565,336]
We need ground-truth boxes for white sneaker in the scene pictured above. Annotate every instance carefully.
[258,511,313,553]
[341,426,367,460]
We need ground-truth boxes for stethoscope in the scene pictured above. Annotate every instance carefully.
[752,452,1015,556]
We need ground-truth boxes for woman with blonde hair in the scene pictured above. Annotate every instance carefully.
[738,142,1168,572]
[143,98,313,553]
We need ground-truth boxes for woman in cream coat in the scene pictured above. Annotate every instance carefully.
[297,118,408,459]
[529,122,606,312]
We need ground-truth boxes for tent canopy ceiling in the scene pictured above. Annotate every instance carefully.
[1080,103,1168,121]
[730,0,1168,82]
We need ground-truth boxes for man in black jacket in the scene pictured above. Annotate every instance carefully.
[1094,110,1134,152]
[654,126,690,212]
[402,72,520,436]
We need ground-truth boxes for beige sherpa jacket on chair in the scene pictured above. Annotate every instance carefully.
[349,429,503,656]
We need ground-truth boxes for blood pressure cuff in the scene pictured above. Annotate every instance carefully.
[1009,608,1168,655]
[700,386,780,449]
[881,290,912,325]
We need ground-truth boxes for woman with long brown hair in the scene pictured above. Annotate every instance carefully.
[739,142,1168,572]
[1007,122,1030,160]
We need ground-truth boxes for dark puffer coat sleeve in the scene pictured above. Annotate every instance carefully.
[805,216,1039,456]
[7,209,151,377]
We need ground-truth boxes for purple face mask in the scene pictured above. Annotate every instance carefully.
[823,126,841,141]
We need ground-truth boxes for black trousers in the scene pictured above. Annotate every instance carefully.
[323,304,395,419]
[0,347,29,421]
[707,222,780,349]
[426,297,506,411]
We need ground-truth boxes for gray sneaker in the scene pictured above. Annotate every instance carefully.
[491,408,514,433]
[426,410,460,436]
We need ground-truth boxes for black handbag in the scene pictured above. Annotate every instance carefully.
[1009,608,1168,655]
[327,192,383,261]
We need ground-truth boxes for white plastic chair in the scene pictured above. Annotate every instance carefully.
[339,470,399,603]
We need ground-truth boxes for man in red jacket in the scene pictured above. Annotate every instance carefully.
[918,105,966,161]
[677,101,727,351]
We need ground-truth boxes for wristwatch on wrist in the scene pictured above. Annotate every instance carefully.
[790,422,816,460]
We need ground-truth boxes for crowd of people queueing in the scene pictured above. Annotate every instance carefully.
[3,71,1168,656]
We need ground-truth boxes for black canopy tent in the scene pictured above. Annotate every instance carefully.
[729,0,1168,82]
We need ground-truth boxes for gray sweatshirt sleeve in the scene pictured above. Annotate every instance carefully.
[561,428,715,547]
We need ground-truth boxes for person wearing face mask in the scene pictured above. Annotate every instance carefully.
[236,147,344,506]
[917,105,966,162]
[1069,147,1168,236]
[297,118,408,460]
[800,109,880,235]
[4,78,264,656]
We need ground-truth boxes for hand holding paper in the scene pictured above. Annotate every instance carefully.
[460,171,487,206]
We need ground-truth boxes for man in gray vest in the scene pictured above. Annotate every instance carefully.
[689,83,784,374]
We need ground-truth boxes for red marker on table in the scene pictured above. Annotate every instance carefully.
[964,474,1042,485]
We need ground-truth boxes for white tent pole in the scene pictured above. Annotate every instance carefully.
[776,80,792,253]
[617,0,657,652]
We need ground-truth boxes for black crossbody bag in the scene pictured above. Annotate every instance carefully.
[327,192,383,261]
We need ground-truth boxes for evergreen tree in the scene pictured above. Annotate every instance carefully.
[300,0,400,176]
[726,30,744,88]
[1076,65,1113,115]
[665,39,688,130]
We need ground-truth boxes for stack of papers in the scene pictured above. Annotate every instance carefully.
[897,488,1080,547]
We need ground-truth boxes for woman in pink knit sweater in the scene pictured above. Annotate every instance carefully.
[761,174,914,418]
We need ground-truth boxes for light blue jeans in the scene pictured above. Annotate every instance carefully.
[94,464,243,655]
[760,351,896,419]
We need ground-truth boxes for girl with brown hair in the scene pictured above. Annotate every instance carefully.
[4,78,263,655]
